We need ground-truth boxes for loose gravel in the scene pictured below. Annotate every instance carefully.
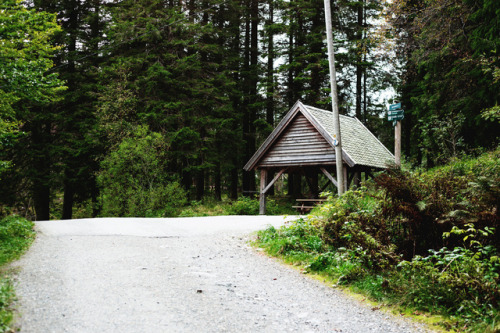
[12,217,434,332]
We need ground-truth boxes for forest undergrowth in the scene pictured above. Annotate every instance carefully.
[254,148,499,332]
[0,216,35,332]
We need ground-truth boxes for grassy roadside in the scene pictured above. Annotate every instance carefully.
[253,149,499,333]
[0,216,35,332]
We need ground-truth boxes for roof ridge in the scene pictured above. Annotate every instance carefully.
[304,104,353,119]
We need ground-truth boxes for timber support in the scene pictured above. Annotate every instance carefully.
[259,169,267,215]
[259,167,287,215]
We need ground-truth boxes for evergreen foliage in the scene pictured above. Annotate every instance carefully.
[387,0,500,167]
[0,0,498,219]
[0,0,64,181]
[97,126,187,217]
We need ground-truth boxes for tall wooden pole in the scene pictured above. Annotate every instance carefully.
[323,0,344,196]
[259,169,267,215]
[395,120,401,167]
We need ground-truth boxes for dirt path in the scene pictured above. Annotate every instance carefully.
[12,217,432,332]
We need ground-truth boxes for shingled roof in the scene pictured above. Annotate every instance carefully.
[244,100,395,170]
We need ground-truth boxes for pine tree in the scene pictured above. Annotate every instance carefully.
[99,0,239,202]
[388,0,500,166]
[0,0,64,220]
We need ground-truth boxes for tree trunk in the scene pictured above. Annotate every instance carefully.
[248,0,258,194]
[214,162,222,201]
[355,1,363,119]
[309,2,323,105]
[62,174,75,220]
[242,6,251,196]
[230,157,238,200]
[196,167,204,201]
[33,181,50,221]
[31,120,52,221]
[266,0,275,126]
[287,10,295,108]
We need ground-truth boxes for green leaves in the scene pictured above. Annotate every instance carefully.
[97,126,187,217]
[389,0,500,167]
[0,1,64,106]
[0,1,64,181]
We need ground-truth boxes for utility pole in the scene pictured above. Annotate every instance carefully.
[323,0,344,196]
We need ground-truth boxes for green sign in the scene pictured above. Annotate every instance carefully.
[388,105,404,124]
[389,102,402,111]
[388,110,404,117]
[388,114,404,121]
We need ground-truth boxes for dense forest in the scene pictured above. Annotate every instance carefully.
[1,0,499,220]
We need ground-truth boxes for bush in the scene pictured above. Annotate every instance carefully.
[0,278,14,332]
[0,216,35,266]
[390,244,499,330]
[254,148,500,332]
[0,216,35,332]
[225,197,259,215]
[97,126,187,217]
[320,188,398,268]
[225,197,285,215]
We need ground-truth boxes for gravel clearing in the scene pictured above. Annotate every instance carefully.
[12,217,434,332]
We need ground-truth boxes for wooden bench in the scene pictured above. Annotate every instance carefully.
[292,198,327,214]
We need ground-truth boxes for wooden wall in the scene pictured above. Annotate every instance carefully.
[259,113,336,167]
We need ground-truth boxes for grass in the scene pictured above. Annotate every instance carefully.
[0,216,35,332]
[177,196,297,217]
[253,222,498,332]
[66,195,298,219]
[252,148,500,333]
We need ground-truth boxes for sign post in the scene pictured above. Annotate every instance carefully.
[388,103,404,167]
[395,121,401,167]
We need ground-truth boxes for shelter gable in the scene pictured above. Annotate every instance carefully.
[259,113,336,167]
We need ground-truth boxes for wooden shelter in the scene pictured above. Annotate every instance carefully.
[244,100,395,214]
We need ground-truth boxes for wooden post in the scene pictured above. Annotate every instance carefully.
[259,169,267,215]
[343,165,348,192]
[311,171,319,198]
[324,0,345,196]
[353,171,361,188]
[395,120,401,167]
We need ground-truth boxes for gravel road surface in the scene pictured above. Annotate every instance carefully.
[12,216,433,333]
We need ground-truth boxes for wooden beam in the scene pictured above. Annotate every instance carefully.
[347,170,354,186]
[353,171,361,188]
[320,180,330,193]
[343,165,348,192]
[262,168,287,194]
[320,167,338,188]
[259,169,268,215]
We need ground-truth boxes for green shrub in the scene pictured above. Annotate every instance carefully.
[226,197,259,215]
[225,197,285,215]
[0,216,35,266]
[320,189,397,268]
[389,244,499,330]
[97,126,187,217]
[253,148,500,332]
[0,278,14,332]
[0,216,35,332]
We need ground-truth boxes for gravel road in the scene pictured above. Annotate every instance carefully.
[12,216,433,333]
